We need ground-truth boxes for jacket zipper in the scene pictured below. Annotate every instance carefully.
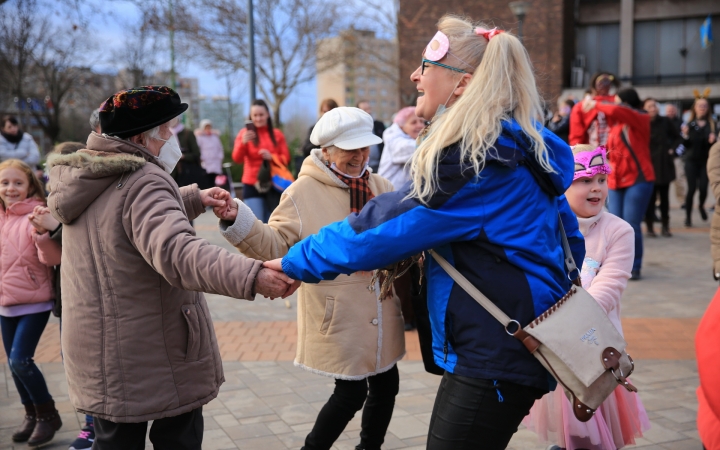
[443,341,448,363]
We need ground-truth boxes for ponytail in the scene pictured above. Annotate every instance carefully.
[409,15,550,204]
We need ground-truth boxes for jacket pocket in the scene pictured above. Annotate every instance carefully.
[24,267,40,289]
[319,296,335,335]
[182,304,201,362]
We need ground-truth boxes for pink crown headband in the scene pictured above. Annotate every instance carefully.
[475,27,504,40]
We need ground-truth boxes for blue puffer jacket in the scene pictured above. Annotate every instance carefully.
[281,119,585,391]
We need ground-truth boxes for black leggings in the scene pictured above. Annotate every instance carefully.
[93,407,203,450]
[426,372,545,450]
[685,159,708,218]
[303,365,399,450]
[645,183,671,227]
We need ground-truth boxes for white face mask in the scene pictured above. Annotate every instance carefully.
[330,162,368,178]
[433,77,463,119]
[155,135,182,173]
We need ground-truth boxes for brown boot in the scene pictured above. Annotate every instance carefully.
[11,403,36,442]
[27,400,62,447]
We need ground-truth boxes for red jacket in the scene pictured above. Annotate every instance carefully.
[697,288,720,449]
[232,126,290,185]
[568,95,616,146]
[594,103,655,189]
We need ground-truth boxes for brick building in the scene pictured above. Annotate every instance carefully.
[398,0,720,111]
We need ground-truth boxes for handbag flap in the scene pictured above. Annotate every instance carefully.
[524,285,627,386]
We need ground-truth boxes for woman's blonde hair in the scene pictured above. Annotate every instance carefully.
[0,159,46,208]
[409,15,551,204]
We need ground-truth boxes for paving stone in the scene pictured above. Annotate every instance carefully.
[386,415,427,439]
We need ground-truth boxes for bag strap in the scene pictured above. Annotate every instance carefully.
[428,249,514,329]
[429,212,578,329]
[619,127,647,183]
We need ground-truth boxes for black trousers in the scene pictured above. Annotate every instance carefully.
[303,365,399,450]
[685,159,709,219]
[426,372,544,450]
[92,407,203,450]
[645,183,671,228]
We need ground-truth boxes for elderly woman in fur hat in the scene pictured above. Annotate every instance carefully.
[214,106,406,450]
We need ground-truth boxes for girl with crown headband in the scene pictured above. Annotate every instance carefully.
[263,14,586,449]
[523,144,650,450]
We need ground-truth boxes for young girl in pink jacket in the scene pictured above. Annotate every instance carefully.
[0,159,63,446]
[523,144,650,450]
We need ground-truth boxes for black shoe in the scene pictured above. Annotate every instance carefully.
[661,225,672,237]
[700,207,708,221]
[630,270,641,281]
[685,219,692,227]
[646,229,657,237]
[681,203,686,209]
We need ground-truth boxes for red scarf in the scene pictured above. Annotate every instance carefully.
[330,167,374,214]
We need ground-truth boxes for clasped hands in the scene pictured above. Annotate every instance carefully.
[200,187,300,300]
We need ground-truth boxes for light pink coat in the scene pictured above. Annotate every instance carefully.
[577,209,634,335]
[0,197,61,307]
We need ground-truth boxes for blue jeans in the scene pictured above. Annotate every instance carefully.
[0,311,53,405]
[608,181,654,272]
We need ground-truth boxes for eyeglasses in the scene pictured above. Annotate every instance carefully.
[421,58,467,75]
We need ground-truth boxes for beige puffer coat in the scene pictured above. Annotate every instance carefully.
[47,133,263,423]
[220,149,406,379]
[708,141,720,277]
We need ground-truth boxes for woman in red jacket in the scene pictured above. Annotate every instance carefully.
[568,72,620,146]
[232,99,290,222]
[584,88,654,280]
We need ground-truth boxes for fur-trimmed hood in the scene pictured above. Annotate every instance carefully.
[47,132,162,224]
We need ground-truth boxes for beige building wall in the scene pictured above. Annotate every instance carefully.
[317,30,399,124]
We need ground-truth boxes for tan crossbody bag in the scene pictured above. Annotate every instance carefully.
[428,216,638,423]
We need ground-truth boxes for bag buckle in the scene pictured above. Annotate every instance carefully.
[505,320,521,336]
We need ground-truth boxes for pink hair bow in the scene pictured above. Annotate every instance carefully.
[475,27,504,40]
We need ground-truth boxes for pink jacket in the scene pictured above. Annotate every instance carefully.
[577,209,634,335]
[0,197,61,307]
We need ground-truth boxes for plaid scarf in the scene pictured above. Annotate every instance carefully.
[330,166,374,213]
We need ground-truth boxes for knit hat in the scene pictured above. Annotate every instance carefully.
[310,107,382,150]
[99,86,188,138]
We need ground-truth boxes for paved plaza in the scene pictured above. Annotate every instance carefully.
[0,199,715,449]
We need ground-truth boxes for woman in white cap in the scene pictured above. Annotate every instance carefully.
[195,119,225,188]
[214,106,405,450]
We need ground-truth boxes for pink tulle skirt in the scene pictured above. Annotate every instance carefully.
[523,383,651,450]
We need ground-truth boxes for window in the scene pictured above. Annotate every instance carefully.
[358,88,365,96]
[369,76,377,83]
[369,89,376,96]
[633,16,720,85]
[381,89,388,96]
[575,23,620,82]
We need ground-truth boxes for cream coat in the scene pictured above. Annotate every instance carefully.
[220,149,406,379]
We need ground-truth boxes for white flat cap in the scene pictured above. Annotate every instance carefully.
[199,119,212,128]
[310,107,382,150]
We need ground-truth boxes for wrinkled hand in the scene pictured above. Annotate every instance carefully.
[263,259,301,298]
[258,149,273,161]
[213,197,238,222]
[253,267,296,299]
[242,130,257,144]
[28,206,59,234]
[681,124,689,137]
[199,187,231,209]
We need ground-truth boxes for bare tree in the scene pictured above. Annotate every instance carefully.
[148,0,346,125]
[0,0,94,146]
[113,20,160,88]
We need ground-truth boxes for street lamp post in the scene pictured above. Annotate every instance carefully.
[508,1,531,44]
[248,0,257,103]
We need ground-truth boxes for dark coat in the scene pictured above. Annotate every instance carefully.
[50,225,62,317]
[683,120,716,163]
[649,116,681,185]
[548,115,570,144]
